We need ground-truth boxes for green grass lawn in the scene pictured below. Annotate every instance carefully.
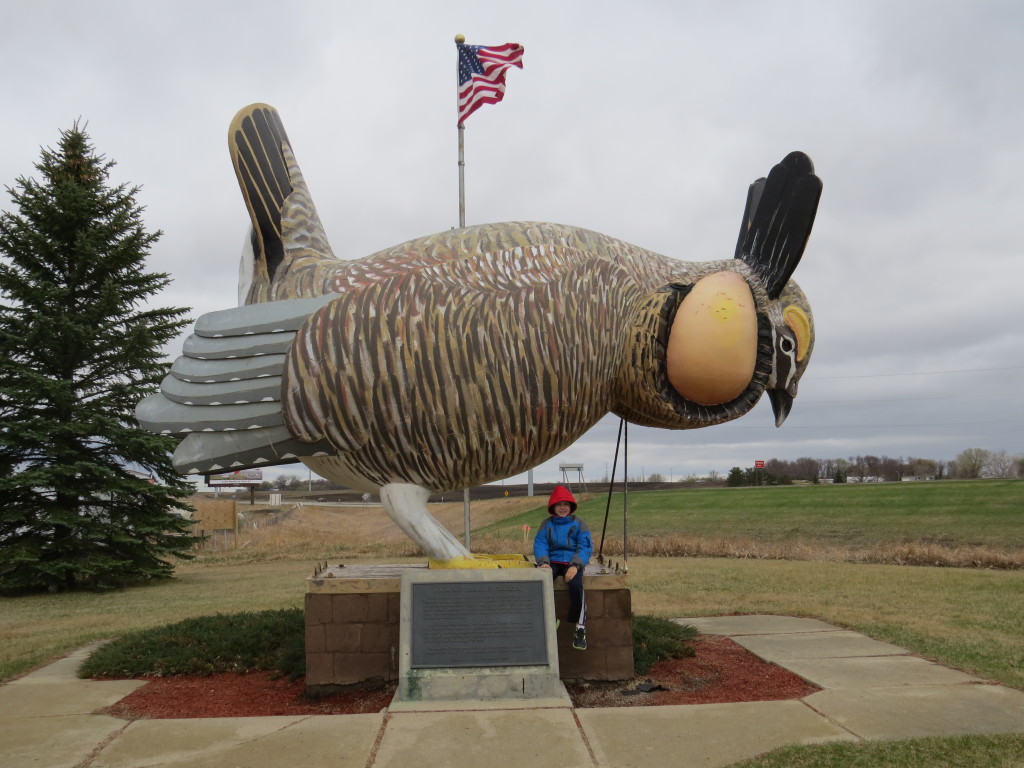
[730,734,1024,767]
[482,478,1024,550]
[2,554,1021,691]
[629,556,1024,690]
[0,557,312,682]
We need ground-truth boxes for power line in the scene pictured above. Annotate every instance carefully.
[722,419,1024,430]
[808,366,1024,380]
[800,393,1019,405]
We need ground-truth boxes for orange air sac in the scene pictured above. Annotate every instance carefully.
[666,272,757,405]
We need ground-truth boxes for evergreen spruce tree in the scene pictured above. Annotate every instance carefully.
[0,123,198,592]
[726,467,745,487]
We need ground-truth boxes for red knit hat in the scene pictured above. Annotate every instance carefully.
[546,485,577,514]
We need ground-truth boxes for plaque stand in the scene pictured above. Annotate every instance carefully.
[390,568,571,710]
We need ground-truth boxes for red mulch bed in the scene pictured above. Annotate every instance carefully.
[101,675,396,719]
[566,635,817,707]
[98,635,816,719]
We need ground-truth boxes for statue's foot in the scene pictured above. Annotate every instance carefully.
[428,556,501,569]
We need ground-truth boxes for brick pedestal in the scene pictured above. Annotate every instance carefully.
[305,563,632,694]
[552,577,633,681]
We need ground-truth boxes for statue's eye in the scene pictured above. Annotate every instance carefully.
[780,336,795,354]
[783,305,811,361]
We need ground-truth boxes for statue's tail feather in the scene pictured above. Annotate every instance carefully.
[228,104,335,303]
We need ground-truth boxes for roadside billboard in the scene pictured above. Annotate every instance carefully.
[207,469,263,487]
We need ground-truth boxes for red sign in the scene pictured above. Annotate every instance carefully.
[754,460,765,468]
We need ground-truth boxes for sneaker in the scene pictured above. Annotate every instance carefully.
[573,626,587,651]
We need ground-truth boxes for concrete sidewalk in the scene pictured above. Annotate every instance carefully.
[2,616,1022,768]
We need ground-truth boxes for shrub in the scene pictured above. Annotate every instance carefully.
[79,609,306,680]
[632,615,697,674]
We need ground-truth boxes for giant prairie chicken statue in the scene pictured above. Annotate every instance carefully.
[137,104,822,563]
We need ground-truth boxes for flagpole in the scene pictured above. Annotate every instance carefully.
[455,33,466,229]
[455,33,471,546]
[453,33,526,541]
[458,125,465,228]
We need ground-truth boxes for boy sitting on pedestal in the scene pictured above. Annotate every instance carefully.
[534,485,592,650]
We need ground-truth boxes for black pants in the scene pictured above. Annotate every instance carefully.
[548,562,587,625]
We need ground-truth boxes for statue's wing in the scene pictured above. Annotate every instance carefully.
[136,295,336,474]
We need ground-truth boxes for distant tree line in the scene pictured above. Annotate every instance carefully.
[258,448,1023,493]
[725,448,1023,487]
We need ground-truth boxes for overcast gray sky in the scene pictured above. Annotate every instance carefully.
[3,0,1022,486]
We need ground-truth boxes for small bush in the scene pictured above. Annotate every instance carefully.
[79,609,306,680]
[632,615,697,675]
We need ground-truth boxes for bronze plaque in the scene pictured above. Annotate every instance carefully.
[410,581,547,668]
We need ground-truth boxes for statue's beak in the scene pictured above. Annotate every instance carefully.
[768,389,794,428]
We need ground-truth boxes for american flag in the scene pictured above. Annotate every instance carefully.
[457,42,525,125]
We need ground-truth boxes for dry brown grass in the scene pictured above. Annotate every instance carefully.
[202,498,1024,570]
[205,497,544,561]
[626,536,1024,573]
[472,532,1024,570]
[609,535,1024,569]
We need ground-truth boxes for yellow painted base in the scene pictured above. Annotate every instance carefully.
[476,553,535,568]
[427,554,533,569]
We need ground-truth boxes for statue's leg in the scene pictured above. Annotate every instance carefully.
[379,483,472,561]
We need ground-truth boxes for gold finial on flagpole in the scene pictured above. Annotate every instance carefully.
[454,34,465,44]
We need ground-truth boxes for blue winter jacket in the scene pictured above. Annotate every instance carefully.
[534,515,593,567]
